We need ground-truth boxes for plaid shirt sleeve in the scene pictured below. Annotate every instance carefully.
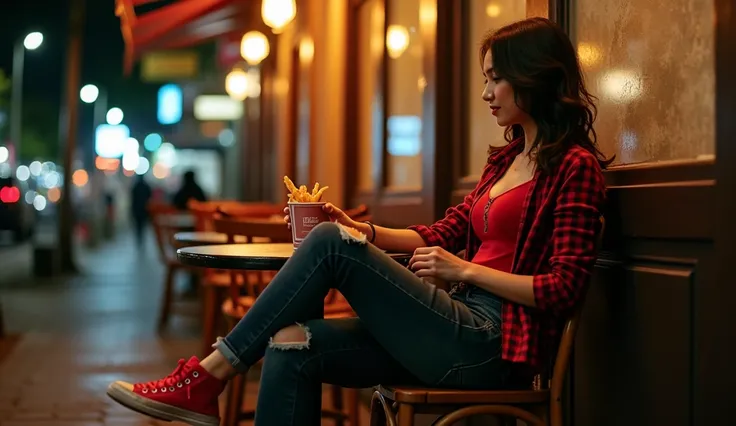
[532,151,606,315]
[408,163,493,255]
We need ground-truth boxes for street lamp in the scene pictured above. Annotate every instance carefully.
[106,107,123,125]
[23,32,43,50]
[10,31,43,162]
[79,84,99,104]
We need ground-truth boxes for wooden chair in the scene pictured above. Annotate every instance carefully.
[212,217,360,426]
[147,201,199,330]
[370,218,605,426]
[187,200,283,231]
[217,203,285,220]
[344,204,372,222]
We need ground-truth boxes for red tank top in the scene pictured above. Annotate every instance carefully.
[469,181,531,273]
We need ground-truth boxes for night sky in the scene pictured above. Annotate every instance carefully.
[0,0,162,160]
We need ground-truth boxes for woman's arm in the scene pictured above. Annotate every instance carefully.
[462,267,536,306]
[352,223,427,253]
[350,191,474,255]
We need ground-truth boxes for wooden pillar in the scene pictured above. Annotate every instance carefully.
[58,0,85,273]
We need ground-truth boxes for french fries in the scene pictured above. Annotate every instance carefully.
[283,176,329,202]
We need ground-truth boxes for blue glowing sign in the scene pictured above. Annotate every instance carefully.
[157,84,183,125]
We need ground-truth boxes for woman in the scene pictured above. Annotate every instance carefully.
[106,17,610,426]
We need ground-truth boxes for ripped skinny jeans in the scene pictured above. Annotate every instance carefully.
[213,222,508,426]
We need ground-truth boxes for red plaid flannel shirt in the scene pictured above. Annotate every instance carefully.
[408,138,606,369]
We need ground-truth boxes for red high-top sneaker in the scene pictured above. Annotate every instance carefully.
[107,356,226,426]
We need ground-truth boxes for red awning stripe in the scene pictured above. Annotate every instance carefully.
[116,0,246,74]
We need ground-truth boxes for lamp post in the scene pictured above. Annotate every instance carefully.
[10,31,43,162]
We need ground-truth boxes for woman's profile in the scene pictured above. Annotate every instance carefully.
[106,17,610,426]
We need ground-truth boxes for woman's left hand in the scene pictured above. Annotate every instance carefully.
[409,246,472,282]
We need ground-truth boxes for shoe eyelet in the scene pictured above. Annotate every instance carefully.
[184,378,191,384]
[141,389,148,394]
[192,371,199,378]
[161,388,167,393]
[169,387,175,392]
[177,382,183,388]
[152,389,158,393]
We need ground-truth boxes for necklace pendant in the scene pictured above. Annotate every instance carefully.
[482,196,494,233]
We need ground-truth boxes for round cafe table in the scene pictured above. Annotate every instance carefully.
[177,243,412,271]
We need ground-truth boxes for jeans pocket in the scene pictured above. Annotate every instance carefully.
[462,319,498,332]
[434,354,508,389]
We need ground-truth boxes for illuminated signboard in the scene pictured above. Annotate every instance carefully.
[157,84,183,125]
[193,95,244,121]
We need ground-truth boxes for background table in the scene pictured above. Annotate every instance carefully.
[173,232,247,248]
[177,243,411,270]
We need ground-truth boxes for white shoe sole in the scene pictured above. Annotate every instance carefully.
[106,382,219,426]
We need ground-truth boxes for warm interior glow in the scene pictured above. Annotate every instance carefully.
[577,42,603,68]
[386,25,410,59]
[299,36,315,64]
[241,31,270,65]
[485,3,501,17]
[261,0,296,34]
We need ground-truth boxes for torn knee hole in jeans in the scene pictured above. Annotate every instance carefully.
[268,323,313,350]
[336,222,367,245]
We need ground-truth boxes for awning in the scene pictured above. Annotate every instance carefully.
[115,0,249,75]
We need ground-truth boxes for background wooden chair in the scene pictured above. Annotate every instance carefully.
[147,201,200,330]
[370,218,605,426]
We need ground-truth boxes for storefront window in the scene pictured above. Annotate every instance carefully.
[386,0,423,190]
[571,0,714,164]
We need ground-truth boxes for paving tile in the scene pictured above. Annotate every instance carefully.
[0,233,373,425]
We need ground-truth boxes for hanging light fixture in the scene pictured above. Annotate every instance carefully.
[386,25,410,59]
[240,31,270,65]
[225,69,249,101]
[261,0,297,34]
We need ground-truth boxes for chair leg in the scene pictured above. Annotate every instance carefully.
[157,264,176,330]
[224,374,246,426]
[345,388,360,426]
[396,403,414,426]
[201,284,218,358]
[331,384,345,426]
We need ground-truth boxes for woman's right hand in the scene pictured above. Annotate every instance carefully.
[283,203,357,229]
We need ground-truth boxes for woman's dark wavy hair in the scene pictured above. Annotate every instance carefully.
[480,17,614,172]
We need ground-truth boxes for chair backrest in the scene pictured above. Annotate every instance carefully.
[147,201,185,263]
[212,217,292,244]
[217,203,284,220]
[546,216,605,424]
[344,204,371,222]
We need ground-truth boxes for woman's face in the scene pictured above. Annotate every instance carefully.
[481,51,530,128]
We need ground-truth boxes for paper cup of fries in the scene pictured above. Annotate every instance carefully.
[284,176,331,249]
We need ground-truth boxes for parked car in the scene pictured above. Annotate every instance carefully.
[0,176,35,241]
